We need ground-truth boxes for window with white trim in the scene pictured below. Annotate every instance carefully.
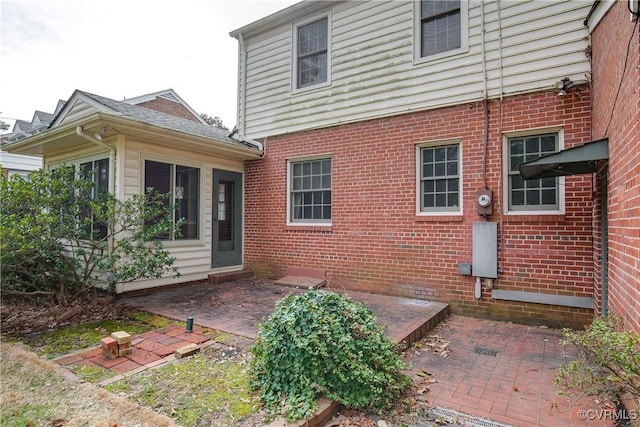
[420,0,461,57]
[289,157,331,223]
[507,133,560,211]
[295,17,329,89]
[144,160,200,240]
[415,0,468,62]
[50,157,111,240]
[80,158,109,239]
[418,143,461,213]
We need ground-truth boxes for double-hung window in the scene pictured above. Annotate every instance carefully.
[417,0,466,59]
[418,143,461,213]
[295,17,329,89]
[507,133,560,212]
[289,157,331,224]
[144,160,200,240]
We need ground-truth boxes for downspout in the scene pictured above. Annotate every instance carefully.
[235,33,267,160]
[238,33,248,138]
[496,0,506,283]
[76,125,117,288]
[481,0,488,190]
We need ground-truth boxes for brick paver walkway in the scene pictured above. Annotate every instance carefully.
[405,315,616,427]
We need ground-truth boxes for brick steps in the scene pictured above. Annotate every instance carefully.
[207,269,253,284]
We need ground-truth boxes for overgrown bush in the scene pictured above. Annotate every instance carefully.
[555,315,640,401]
[250,290,411,422]
[0,166,180,304]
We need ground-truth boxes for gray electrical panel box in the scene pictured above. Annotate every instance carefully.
[472,222,498,278]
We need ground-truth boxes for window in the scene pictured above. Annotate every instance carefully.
[295,17,329,89]
[418,0,465,58]
[80,158,109,239]
[144,160,200,240]
[289,157,331,223]
[418,143,461,213]
[507,133,559,211]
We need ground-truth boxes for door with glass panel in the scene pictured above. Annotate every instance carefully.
[212,169,242,268]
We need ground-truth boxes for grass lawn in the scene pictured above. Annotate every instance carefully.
[2,309,266,427]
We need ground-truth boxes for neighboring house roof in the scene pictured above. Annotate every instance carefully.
[4,89,262,159]
[74,90,247,147]
[124,89,208,125]
[12,120,33,133]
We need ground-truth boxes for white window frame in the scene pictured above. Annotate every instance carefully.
[141,155,205,245]
[413,0,469,64]
[49,154,112,240]
[292,11,332,93]
[50,154,112,188]
[502,127,565,215]
[286,154,332,226]
[416,139,463,216]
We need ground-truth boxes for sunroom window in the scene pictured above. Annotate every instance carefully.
[144,160,200,240]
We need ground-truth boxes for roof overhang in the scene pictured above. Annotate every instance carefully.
[4,112,263,161]
[518,138,609,180]
[230,1,337,38]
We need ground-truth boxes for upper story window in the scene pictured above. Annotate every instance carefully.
[506,132,562,213]
[288,157,331,224]
[415,0,468,61]
[417,141,461,214]
[421,0,461,57]
[144,160,200,240]
[294,16,330,90]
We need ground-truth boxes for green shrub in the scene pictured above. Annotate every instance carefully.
[555,315,640,400]
[0,167,180,304]
[250,290,411,422]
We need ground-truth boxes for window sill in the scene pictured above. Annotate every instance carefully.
[415,215,464,222]
[285,224,333,232]
[503,214,566,223]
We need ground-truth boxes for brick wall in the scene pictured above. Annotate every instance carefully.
[245,88,594,328]
[136,98,201,122]
[591,2,640,333]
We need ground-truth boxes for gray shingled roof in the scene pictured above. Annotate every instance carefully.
[78,91,256,150]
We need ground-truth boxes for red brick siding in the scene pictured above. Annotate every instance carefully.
[245,89,594,328]
[591,2,640,333]
[136,98,201,122]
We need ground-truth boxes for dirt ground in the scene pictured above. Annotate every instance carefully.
[0,340,179,427]
[0,293,130,337]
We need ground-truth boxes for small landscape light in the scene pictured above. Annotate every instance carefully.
[186,316,194,333]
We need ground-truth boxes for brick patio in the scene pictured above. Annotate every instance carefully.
[404,315,616,427]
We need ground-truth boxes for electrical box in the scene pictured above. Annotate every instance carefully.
[472,222,498,278]
[476,189,493,216]
[458,263,472,276]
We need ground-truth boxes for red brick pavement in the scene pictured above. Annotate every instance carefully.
[54,325,211,377]
[405,315,616,427]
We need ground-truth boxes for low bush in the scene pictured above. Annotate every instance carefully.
[250,290,411,422]
[555,315,640,401]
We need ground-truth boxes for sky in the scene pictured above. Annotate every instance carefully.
[0,0,298,132]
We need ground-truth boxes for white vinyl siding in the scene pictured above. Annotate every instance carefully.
[237,0,591,139]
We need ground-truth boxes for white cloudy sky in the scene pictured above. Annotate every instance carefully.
[0,0,297,131]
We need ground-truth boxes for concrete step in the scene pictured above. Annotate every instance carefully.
[207,269,253,284]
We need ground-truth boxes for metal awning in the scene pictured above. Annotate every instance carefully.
[518,138,609,180]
